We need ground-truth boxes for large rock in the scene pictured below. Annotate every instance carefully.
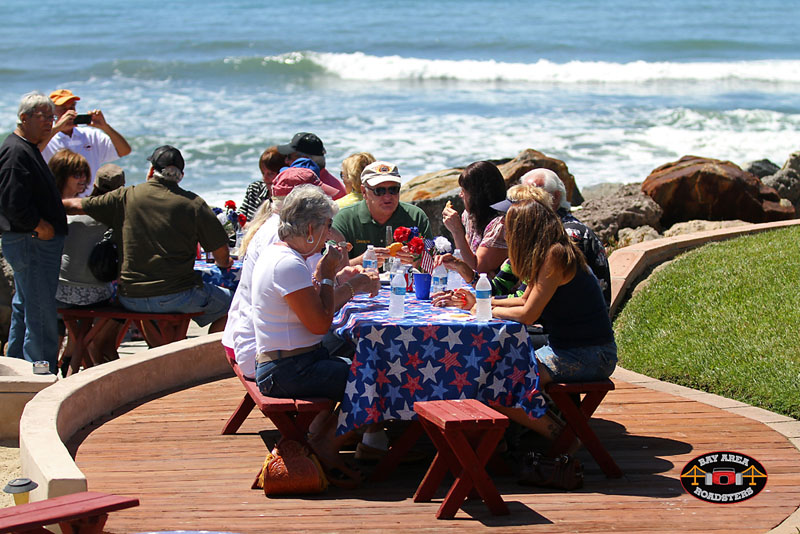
[641,155,795,227]
[742,159,780,179]
[762,151,800,216]
[572,183,663,244]
[616,225,661,248]
[663,219,751,238]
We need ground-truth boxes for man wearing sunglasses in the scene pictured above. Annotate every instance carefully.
[332,161,431,267]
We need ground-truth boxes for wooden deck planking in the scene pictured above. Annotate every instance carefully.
[70,376,800,533]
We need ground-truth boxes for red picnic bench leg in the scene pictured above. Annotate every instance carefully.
[265,410,318,444]
[413,418,460,503]
[113,319,134,348]
[64,318,93,376]
[221,393,256,435]
[548,389,622,478]
[59,513,109,534]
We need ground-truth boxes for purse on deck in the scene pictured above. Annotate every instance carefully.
[252,440,328,496]
[518,452,584,490]
[88,228,119,283]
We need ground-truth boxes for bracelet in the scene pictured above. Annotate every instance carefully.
[343,281,355,299]
[320,278,335,287]
[470,270,479,285]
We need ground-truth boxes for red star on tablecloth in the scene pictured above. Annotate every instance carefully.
[365,402,382,423]
[438,348,462,372]
[471,331,488,349]
[401,373,424,396]
[405,351,423,369]
[379,397,387,410]
[350,353,364,376]
[449,369,471,393]
[508,366,527,387]
[485,346,501,367]
[420,324,439,341]
[487,397,503,408]
[375,368,391,387]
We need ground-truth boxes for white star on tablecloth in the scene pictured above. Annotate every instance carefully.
[362,382,380,404]
[487,375,507,397]
[476,366,491,387]
[396,326,417,348]
[366,326,386,346]
[492,324,512,346]
[387,357,406,380]
[513,326,529,346]
[395,401,416,420]
[441,327,462,350]
[344,378,360,400]
[418,360,441,383]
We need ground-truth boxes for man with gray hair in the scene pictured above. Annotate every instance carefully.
[0,92,67,373]
[63,145,233,334]
[521,168,611,306]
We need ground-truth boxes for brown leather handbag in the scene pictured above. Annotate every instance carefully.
[518,452,584,490]
[252,440,328,496]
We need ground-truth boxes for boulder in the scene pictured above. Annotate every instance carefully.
[742,159,780,179]
[663,219,751,238]
[641,155,795,227]
[616,225,661,248]
[572,183,663,244]
[0,246,14,351]
[761,168,800,204]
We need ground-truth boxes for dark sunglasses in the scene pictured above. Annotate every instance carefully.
[367,185,400,196]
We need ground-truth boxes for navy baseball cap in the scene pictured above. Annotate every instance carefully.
[147,145,185,172]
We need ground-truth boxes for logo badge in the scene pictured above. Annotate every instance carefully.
[680,451,767,503]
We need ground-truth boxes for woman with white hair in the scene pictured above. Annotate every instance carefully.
[248,183,368,486]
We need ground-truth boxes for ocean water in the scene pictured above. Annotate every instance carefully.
[3,0,800,207]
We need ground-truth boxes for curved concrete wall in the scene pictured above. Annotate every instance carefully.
[0,357,56,440]
[20,333,229,502]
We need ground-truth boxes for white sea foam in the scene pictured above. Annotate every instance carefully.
[274,51,800,85]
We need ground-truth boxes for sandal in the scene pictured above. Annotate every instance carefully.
[325,467,362,489]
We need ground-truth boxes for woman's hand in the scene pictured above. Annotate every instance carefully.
[317,242,343,280]
[441,202,463,236]
[432,288,475,310]
[433,253,474,285]
[349,270,380,297]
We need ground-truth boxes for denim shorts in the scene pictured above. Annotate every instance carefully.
[255,346,350,401]
[118,282,232,327]
[534,341,618,382]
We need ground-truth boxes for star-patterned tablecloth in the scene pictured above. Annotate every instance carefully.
[332,288,548,435]
[194,260,243,290]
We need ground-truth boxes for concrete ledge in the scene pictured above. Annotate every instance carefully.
[608,219,800,317]
[0,357,57,440]
[19,332,230,502]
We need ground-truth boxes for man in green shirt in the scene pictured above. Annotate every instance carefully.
[63,145,233,333]
[332,161,431,266]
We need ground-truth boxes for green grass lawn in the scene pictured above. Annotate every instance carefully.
[614,225,800,420]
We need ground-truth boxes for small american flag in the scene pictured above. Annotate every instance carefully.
[420,238,436,273]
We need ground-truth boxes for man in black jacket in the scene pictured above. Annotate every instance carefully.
[0,92,68,374]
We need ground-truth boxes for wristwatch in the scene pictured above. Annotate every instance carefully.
[31,230,38,239]
[320,278,335,287]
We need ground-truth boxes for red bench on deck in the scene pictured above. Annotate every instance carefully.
[0,491,139,534]
[221,347,332,445]
[545,380,623,478]
[413,399,510,519]
[58,307,202,375]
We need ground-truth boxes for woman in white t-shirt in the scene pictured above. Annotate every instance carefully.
[250,184,361,485]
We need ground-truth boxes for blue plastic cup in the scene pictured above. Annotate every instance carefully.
[413,273,432,300]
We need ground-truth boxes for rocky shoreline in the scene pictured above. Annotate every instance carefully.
[401,149,800,249]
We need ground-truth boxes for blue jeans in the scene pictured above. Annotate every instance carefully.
[255,347,349,401]
[118,282,232,327]
[2,232,65,374]
[535,341,618,382]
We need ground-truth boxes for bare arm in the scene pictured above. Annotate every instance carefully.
[490,284,531,307]
[285,248,340,335]
[442,204,475,269]
[475,245,508,275]
[62,197,86,215]
[211,244,233,270]
[89,110,132,157]
[38,110,76,151]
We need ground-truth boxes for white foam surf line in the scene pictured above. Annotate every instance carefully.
[280,51,800,84]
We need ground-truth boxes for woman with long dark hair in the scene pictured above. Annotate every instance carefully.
[440,160,508,275]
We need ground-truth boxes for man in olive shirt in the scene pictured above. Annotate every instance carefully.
[63,145,233,332]
[332,161,431,266]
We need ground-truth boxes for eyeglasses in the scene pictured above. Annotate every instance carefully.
[33,111,55,121]
[366,185,400,197]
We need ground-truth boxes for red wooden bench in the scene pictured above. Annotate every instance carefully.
[545,380,623,478]
[220,346,332,445]
[413,399,510,519]
[58,307,202,376]
[0,491,139,534]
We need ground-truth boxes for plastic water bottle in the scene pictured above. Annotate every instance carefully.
[363,244,378,272]
[431,263,447,294]
[446,249,463,291]
[388,269,406,318]
[475,273,492,322]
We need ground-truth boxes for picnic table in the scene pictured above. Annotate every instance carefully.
[331,288,548,435]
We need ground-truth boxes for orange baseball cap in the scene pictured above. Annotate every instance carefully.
[49,89,80,106]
